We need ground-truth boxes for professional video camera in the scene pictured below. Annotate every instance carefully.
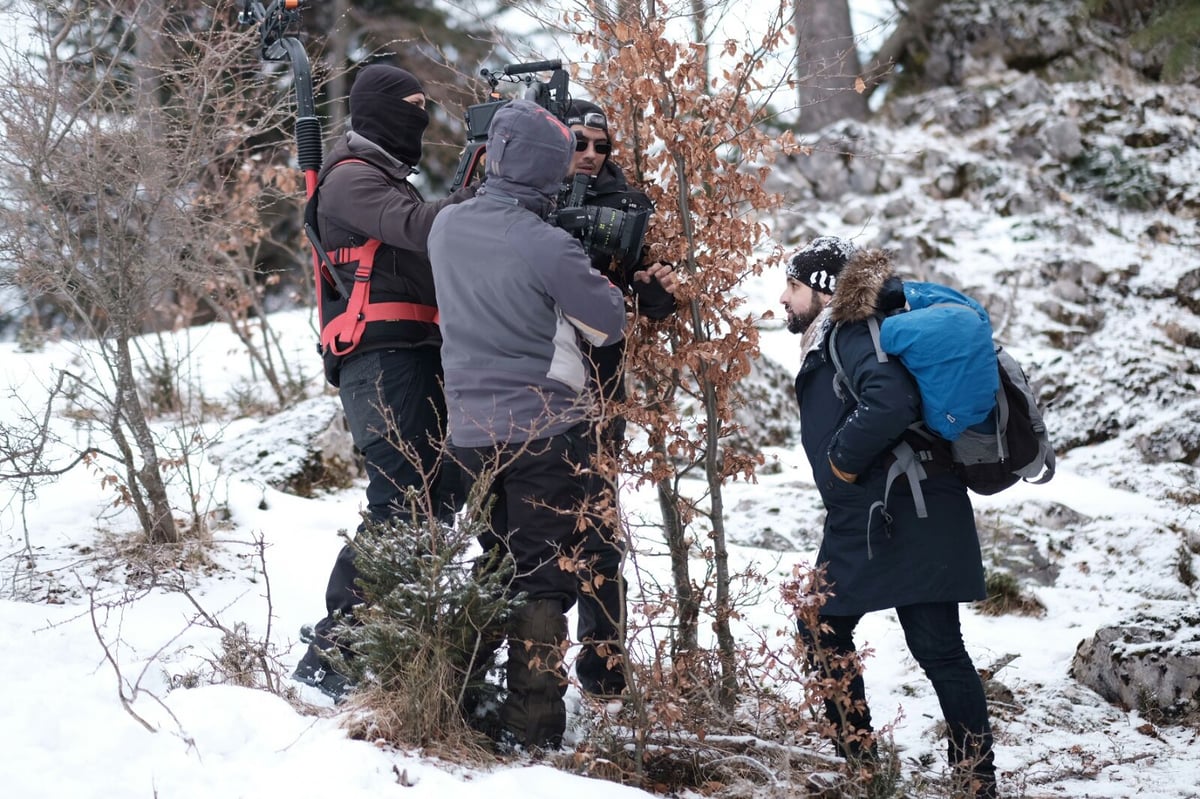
[554,174,651,266]
[449,60,571,193]
[451,60,650,266]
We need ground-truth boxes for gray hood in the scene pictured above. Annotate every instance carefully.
[480,99,573,213]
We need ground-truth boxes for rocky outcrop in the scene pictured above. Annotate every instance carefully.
[732,352,800,451]
[1070,611,1200,723]
[893,0,1199,91]
[208,394,361,497]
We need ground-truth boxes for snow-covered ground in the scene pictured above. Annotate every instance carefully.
[3,2,1200,797]
[3,241,1198,799]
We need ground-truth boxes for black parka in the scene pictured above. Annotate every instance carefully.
[794,250,987,615]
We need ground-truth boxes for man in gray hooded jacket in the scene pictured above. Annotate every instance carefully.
[429,99,626,749]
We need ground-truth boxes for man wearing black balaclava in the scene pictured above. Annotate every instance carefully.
[292,63,476,701]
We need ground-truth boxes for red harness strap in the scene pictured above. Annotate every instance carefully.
[314,159,440,357]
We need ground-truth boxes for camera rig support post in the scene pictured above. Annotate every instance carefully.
[238,0,322,198]
[238,1,353,312]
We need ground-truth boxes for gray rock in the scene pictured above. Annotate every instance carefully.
[729,353,800,451]
[794,148,851,200]
[1000,74,1054,114]
[847,154,884,195]
[883,196,914,219]
[1042,118,1084,162]
[1000,191,1044,216]
[841,204,871,226]
[1070,611,1200,722]
[946,92,990,133]
[209,394,362,497]
[1035,298,1104,331]
[1051,279,1090,305]
[1133,403,1200,465]
[1178,268,1200,316]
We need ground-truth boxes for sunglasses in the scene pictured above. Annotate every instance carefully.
[574,138,612,154]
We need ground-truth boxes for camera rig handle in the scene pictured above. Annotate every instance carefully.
[449,59,571,194]
[503,59,563,76]
[238,0,322,198]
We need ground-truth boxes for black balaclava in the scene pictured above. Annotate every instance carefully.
[349,64,429,167]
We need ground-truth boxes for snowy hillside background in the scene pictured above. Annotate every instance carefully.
[3,1,1200,798]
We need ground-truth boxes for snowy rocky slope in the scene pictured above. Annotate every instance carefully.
[728,1,1200,794]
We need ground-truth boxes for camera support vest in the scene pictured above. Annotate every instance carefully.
[307,158,440,358]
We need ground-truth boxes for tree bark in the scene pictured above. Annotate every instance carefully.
[794,0,868,133]
[113,334,179,544]
[656,475,699,654]
[861,0,947,101]
[326,0,350,140]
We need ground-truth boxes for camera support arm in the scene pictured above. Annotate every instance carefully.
[238,0,323,197]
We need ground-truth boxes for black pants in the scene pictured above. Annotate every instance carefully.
[455,424,591,607]
[312,348,461,646]
[577,341,631,695]
[575,418,628,695]
[801,602,997,787]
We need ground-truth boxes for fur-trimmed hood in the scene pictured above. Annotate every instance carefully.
[828,249,906,323]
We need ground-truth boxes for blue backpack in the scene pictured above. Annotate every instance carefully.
[828,281,1055,516]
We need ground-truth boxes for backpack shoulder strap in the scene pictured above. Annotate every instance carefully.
[866,316,887,363]
[828,318,888,403]
[829,318,939,523]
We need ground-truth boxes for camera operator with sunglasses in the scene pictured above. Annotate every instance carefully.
[563,99,677,700]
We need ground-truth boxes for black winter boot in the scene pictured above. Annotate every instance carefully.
[949,729,999,799]
[501,599,569,749]
[576,566,627,698]
[292,641,354,702]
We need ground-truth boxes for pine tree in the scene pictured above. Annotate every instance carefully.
[328,498,520,748]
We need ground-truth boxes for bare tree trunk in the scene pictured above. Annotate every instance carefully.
[794,0,868,133]
[327,0,350,139]
[700,374,738,709]
[672,151,738,707]
[861,0,946,101]
[690,0,709,88]
[656,470,699,653]
[112,334,178,544]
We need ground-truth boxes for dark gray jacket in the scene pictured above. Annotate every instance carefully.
[429,100,626,448]
[795,250,986,615]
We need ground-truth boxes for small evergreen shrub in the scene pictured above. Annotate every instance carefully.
[330,503,519,751]
[977,570,1046,617]
[1066,146,1162,211]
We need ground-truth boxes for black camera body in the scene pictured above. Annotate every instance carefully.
[555,174,650,267]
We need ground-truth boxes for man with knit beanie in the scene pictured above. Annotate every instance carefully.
[429,99,626,749]
[781,236,1001,798]
[292,62,476,701]
[561,99,677,699]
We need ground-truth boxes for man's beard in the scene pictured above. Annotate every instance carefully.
[786,296,824,334]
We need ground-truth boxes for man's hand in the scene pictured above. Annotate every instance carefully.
[830,459,858,484]
[634,262,678,295]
